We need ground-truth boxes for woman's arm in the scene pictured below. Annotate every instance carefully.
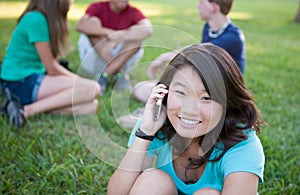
[35,42,75,77]
[193,172,258,195]
[107,138,153,195]
[107,84,168,195]
[221,172,259,195]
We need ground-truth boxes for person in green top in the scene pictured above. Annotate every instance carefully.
[0,0,101,128]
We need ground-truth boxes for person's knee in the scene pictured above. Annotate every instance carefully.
[94,82,101,97]
[75,77,101,99]
[84,79,101,98]
[193,188,221,195]
[129,168,177,195]
[93,99,99,112]
[85,79,101,98]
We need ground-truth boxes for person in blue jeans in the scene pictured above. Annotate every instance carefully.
[0,0,100,128]
[107,43,265,195]
[133,0,246,103]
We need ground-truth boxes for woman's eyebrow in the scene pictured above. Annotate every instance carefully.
[172,81,187,87]
[171,81,208,93]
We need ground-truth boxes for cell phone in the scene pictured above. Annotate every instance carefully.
[154,98,163,121]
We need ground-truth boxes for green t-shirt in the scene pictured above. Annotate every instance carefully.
[1,11,49,81]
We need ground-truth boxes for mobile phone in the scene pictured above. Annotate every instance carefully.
[154,98,163,121]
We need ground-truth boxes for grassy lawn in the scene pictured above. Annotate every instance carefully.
[0,0,299,194]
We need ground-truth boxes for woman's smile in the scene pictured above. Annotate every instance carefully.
[178,116,201,127]
[167,66,223,138]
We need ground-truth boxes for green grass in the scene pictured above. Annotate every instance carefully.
[1,0,300,194]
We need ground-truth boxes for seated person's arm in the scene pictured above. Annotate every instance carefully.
[35,42,75,77]
[148,45,191,79]
[76,14,114,37]
[147,51,177,80]
[108,18,153,43]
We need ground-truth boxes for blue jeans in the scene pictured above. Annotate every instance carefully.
[1,73,45,105]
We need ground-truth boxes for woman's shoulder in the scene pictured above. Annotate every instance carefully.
[21,11,47,23]
[23,11,45,18]
[213,129,263,157]
[31,12,48,29]
[225,129,264,158]
[218,129,265,183]
[240,129,261,144]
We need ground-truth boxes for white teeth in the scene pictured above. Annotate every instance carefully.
[180,117,200,125]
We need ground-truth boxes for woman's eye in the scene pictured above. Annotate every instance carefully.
[175,90,185,95]
[201,96,211,101]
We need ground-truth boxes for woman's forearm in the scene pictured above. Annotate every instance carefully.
[107,137,152,195]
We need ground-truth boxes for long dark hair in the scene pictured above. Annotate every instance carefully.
[156,43,264,179]
[18,0,71,58]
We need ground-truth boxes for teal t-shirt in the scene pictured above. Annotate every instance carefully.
[128,120,265,194]
[1,11,49,81]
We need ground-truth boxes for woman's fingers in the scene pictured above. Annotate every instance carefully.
[148,84,168,104]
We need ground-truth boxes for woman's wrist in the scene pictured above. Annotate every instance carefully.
[135,128,155,141]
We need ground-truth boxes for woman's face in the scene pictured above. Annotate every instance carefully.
[167,66,223,139]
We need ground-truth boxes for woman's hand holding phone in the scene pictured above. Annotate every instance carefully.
[139,83,168,136]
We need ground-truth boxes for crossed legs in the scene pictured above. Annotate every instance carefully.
[24,75,100,117]
[90,36,141,76]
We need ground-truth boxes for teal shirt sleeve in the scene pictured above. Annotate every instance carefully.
[221,130,265,183]
[26,12,50,43]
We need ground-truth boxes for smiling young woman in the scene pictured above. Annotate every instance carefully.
[166,67,223,139]
[108,43,265,195]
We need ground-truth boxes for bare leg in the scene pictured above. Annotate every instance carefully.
[129,168,178,195]
[104,42,140,75]
[90,36,141,76]
[24,75,100,117]
[193,188,221,195]
[49,99,98,115]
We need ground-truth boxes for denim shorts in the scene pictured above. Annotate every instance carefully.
[1,73,45,105]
